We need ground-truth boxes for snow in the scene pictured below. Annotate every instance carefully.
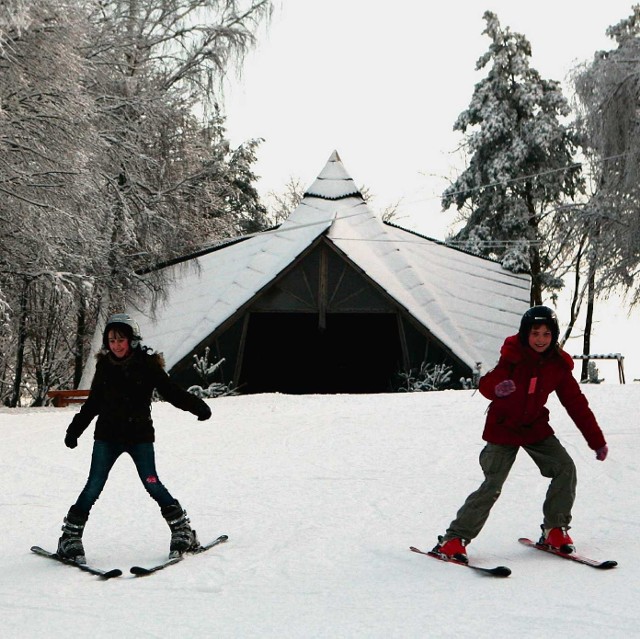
[3,385,638,638]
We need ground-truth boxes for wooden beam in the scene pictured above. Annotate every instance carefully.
[318,245,328,332]
[234,313,251,388]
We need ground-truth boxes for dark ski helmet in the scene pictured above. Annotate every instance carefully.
[518,306,560,346]
[102,313,142,349]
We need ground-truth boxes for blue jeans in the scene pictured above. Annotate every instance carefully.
[74,440,176,514]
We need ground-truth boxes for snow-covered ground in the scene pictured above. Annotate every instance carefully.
[2,386,637,638]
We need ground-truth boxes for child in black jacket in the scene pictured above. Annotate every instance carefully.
[58,313,212,564]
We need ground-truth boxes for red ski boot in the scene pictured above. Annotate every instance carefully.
[433,536,468,563]
[540,526,575,554]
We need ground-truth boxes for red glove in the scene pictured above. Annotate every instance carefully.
[595,445,608,461]
[495,379,516,398]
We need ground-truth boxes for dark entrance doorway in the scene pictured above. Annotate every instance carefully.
[239,312,402,394]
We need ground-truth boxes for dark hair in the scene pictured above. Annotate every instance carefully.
[102,323,134,349]
[518,305,560,346]
[102,313,142,350]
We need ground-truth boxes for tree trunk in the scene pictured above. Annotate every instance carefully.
[580,260,596,382]
[10,278,29,407]
[529,249,543,306]
[559,237,586,346]
[528,203,542,306]
[74,295,86,389]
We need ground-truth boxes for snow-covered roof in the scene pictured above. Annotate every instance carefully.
[127,151,530,373]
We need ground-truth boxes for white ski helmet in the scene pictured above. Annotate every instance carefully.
[103,313,142,349]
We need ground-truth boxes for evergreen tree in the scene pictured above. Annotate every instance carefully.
[442,12,584,305]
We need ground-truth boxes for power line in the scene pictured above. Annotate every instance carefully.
[182,153,630,257]
[393,151,629,208]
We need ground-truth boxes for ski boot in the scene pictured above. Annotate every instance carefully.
[161,502,199,558]
[57,506,88,564]
[540,525,575,554]
[433,536,468,563]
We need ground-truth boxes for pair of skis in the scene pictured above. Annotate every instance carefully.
[33,533,617,580]
[30,534,228,580]
[410,537,617,577]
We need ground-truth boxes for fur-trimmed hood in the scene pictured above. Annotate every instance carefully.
[96,348,166,369]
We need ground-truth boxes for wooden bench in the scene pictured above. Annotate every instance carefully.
[47,389,90,407]
[571,353,625,384]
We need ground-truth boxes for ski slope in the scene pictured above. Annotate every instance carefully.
[2,385,637,638]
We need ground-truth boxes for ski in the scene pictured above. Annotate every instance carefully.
[409,546,511,577]
[518,537,617,569]
[129,556,182,576]
[31,546,122,579]
[130,534,228,576]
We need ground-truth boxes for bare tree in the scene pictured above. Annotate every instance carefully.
[265,177,305,226]
[82,0,272,311]
[0,0,273,404]
[570,5,640,307]
[0,1,100,405]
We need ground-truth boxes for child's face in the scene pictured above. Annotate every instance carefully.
[528,324,553,353]
[107,329,131,359]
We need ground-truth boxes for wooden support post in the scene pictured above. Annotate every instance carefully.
[318,246,328,332]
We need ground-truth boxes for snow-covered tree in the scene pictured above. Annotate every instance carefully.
[0,0,273,405]
[265,177,305,226]
[187,346,236,397]
[82,0,273,312]
[396,362,454,392]
[570,5,640,308]
[442,12,584,305]
[0,1,101,405]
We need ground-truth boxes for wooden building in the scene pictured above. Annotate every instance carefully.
[118,152,530,394]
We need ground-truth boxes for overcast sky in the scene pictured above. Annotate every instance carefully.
[222,1,640,379]
[224,1,637,238]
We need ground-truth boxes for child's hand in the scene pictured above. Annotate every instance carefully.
[494,379,516,398]
[595,445,608,461]
[64,432,78,449]
[196,404,212,421]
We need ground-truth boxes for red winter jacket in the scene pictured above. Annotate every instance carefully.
[478,335,606,450]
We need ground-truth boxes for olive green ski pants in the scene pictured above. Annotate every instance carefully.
[444,435,577,542]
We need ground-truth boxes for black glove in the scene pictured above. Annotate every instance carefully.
[65,431,78,449]
[196,403,212,421]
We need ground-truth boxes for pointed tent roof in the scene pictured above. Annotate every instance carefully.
[126,151,530,374]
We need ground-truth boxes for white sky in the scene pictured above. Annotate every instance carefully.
[222,1,640,381]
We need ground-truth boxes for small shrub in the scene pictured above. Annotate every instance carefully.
[397,362,453,392]
[187,347,237,398]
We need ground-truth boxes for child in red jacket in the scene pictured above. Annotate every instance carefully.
[433,306,608,563]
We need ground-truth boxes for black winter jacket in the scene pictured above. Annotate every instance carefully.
[66,349,210,444]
